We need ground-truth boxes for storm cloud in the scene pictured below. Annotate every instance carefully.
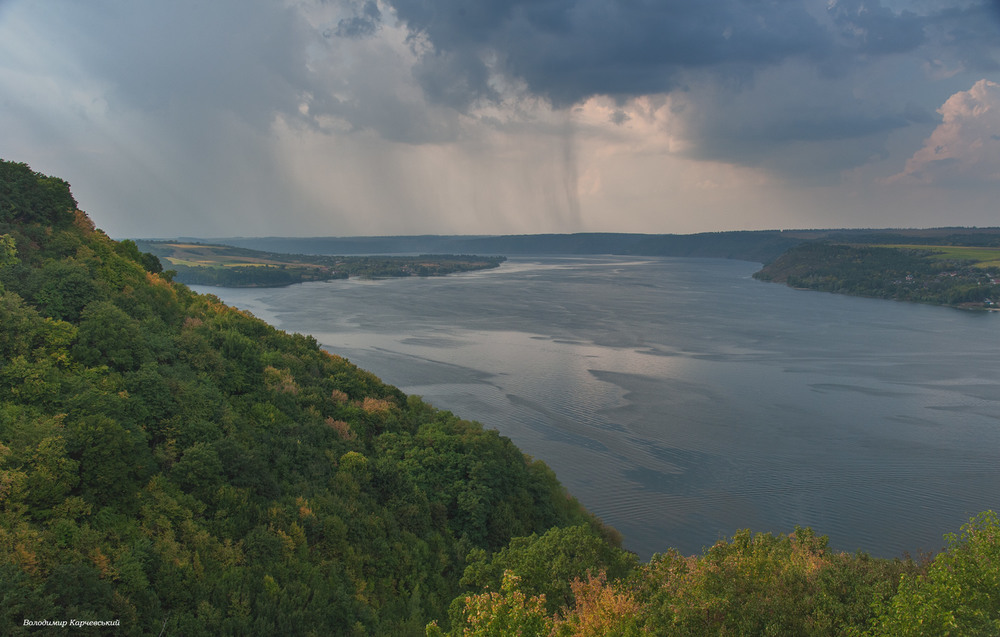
[378,0,1000,179]
[387,0,832,107]
[384,1,995,106]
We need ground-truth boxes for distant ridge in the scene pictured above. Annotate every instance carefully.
[175,231,793,262]
[169,227,1000,265]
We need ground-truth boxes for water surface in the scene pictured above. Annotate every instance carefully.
[195,256,1000,559]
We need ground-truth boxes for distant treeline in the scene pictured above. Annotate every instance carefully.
[335,254,508,279]
[167,258,511,288]
[754,242,1000,309]
[188,232,804,264]
[168,263,345,287]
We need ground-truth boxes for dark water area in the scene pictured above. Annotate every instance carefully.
[194,256,1000,560]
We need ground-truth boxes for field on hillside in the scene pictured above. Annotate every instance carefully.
[136,240,506,287]
[875,244,1000,269]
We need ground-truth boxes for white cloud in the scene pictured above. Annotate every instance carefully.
[887,79,1000,185]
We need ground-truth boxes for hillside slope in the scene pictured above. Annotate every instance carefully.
[0,160,611,635]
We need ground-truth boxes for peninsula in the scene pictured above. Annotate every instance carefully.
[753,238,1000,310]
[134,240,506,287]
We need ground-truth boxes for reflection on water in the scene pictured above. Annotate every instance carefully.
[195,256,1000,559]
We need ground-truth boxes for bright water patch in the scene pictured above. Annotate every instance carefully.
[193,255,1000,560]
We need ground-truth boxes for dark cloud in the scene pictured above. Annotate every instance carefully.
[387,0,1000,109]
[388,0,834,107]
[902,101,937,125]
[671,78,918,180]
[609,109,630,125]
[828,0,927,56]
[378,0,1000,180]
[926,3,1000,71]
[412,49,496,110]
[336,1,383,38]
[690,117,907,174]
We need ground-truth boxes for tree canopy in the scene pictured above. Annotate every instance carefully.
[0,159,604,635]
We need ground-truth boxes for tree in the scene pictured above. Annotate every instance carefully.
[26,260,101,322]
[430,571,553,637]
[24,435,79,515]
[460,525,638,613]
[73,300,148,371]
[171,442,224,500]
[0,160,77,227]
[65,414,145,507]
[0,233,19,269]
[871,511,1000,636]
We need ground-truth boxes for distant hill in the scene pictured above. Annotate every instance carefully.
[177,227,1000,267]
[181,232,800,263]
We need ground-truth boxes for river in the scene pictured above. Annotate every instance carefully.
[193,255,1000,560]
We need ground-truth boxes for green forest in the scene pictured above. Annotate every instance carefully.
[1,159,998,635]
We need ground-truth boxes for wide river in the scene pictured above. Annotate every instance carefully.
[194,255,1000,560]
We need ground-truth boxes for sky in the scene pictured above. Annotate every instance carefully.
[1,0,999,238]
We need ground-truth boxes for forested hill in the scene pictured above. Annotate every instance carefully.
[3,160,1000,636]
[0,160,613,634]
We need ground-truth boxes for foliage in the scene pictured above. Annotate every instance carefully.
[552,572,645,637]
[0,234,18,270]
[459,525,638,613]
[870,510,1000,636]
[436,525,936,637]
[0,161,77,228]
[614,527,921,637]
[0,159,604,635]
[428,571,554,637]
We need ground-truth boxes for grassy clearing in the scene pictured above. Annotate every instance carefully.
[159,243,309,268]
[873,244,1000,268]
[138,239,506,286]
[164,257,220,267]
